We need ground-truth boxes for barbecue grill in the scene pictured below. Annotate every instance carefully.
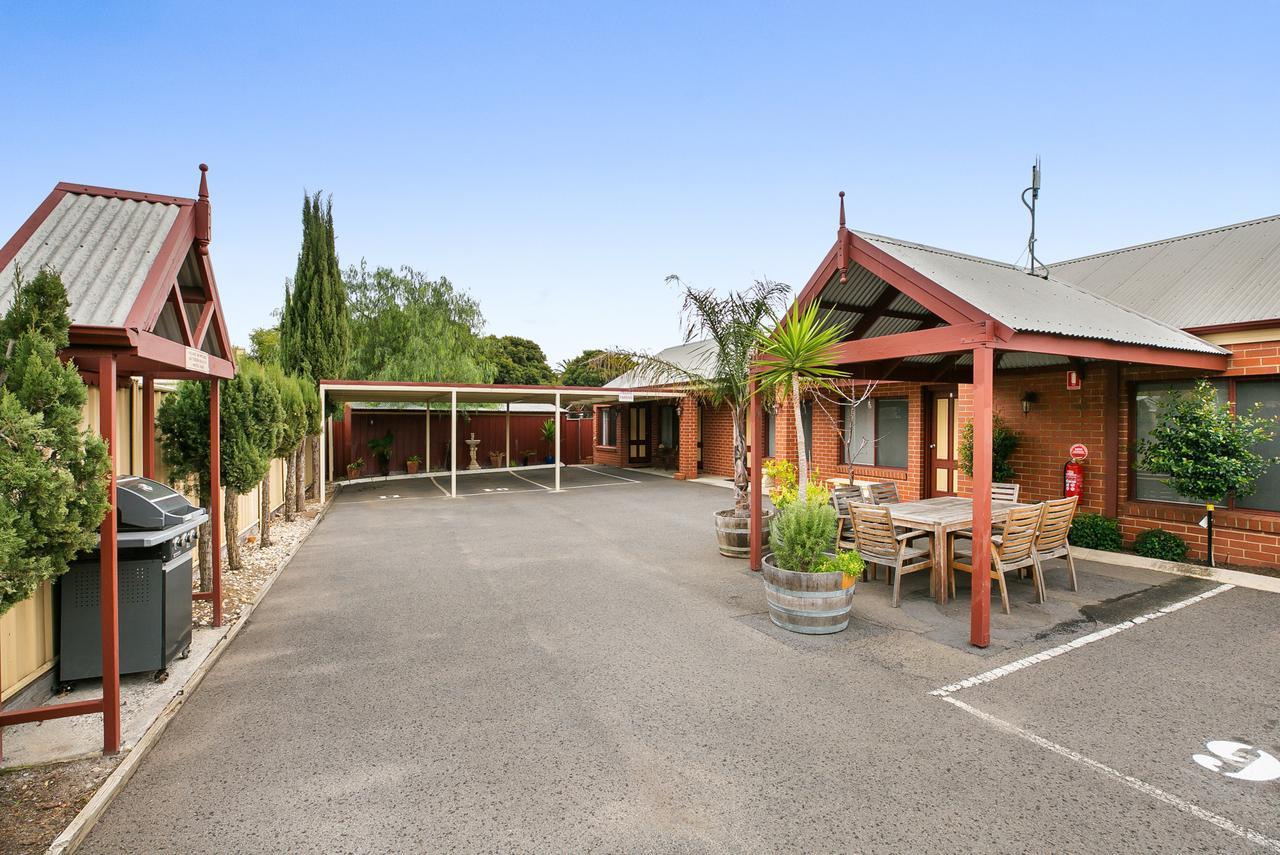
[57,476,208,683]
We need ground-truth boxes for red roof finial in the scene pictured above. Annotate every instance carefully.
[837,191,848,283]
[195,163,211,254]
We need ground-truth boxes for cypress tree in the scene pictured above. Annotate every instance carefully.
[262,365,303,540]
[280,191,348,506]
[0,268,110,615]
[156,380,215,587]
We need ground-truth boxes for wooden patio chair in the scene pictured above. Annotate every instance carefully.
[1033,495,1079,595]
[854,506,934,607]
[948,503,1045,615]
[991,482,1021,503]
[866,481,901,505]
[831,486,864,553]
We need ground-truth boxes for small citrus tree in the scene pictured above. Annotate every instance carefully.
[0,268,110,615]
[157,380,215,586]
[1136,380,1278,564]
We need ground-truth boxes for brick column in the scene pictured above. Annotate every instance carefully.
[677,395,699,479]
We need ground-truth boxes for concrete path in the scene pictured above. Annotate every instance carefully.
[82,469,1280,853]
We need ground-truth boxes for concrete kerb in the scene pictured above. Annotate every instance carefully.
[45,494,336,855]
[1072,545,1280,594]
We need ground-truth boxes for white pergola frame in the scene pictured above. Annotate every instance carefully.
[318,381,682,501]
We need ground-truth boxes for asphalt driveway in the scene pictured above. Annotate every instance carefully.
[82,468,1280,853]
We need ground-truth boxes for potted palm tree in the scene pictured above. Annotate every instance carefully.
[604,276,788,558]
[368,431,394,476]
[541,419,557,464]
[753,301,848,497]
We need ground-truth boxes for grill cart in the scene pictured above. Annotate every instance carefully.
[57,476,207,684]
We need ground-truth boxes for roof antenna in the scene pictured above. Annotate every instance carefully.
[1021,158,1047,278]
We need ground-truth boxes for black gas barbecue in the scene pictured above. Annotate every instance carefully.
[57,476,208,683]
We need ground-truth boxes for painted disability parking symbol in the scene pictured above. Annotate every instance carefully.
[1193,741,1280,782]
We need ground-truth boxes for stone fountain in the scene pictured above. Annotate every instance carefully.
[465,432,482,470]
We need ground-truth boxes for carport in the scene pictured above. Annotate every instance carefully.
[317,381,681,500]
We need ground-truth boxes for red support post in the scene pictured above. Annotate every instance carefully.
[969,345,994,648]
[209,378,222,628]
[99,355,122,754]
[749,376,763,571]
[142,375,155,478]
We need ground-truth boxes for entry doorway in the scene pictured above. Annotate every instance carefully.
[926,386,960,497]
[628,405,649,465]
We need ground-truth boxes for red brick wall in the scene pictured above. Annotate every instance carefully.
[771,381,924,500]
[952,339,1280,569]
[699,402,736,477]
[592,404,624,467]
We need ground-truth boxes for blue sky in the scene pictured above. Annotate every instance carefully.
[2,2,1278,366]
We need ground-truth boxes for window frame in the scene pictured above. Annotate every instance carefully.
[839,396,910,470]
[1128,376,1280,516]
[598,406,618,448]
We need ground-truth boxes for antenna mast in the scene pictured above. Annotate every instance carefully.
[1021,158,1047,278]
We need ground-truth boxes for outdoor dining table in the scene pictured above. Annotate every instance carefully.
[885,496,1034,605]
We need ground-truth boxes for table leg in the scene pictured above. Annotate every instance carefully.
[935,522,948,605]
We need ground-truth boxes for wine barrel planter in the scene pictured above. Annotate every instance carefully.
[714,509,774,558]
[762,552,856,634]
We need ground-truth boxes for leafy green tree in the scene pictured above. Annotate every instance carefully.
[346,261,492,384]
[753,301,847,497]
[261,366,302,542]
[156,381,216,586]
[0,268,110,615]
[958,415,1021,483]
[1137,380,1278,563]
[280,191,350,389]
[559,349,612,387]
[484,335,555,386]
[300,378,320,505]
[219,360,282,570]
[606,276,788,517]
[248,326,281,364]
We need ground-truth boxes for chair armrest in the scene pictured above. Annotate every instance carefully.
[896,529,929,541]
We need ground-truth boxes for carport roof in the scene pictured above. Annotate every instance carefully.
[320,379,682,407]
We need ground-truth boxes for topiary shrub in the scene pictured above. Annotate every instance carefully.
[1134,528,1189,563]
[1068,512,1123,551]
[958,414,1020,483]
[768,500,837,573]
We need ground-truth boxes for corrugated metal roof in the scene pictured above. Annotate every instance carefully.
[0,192,180,326]
[1047,214,1280,329]
[605,339,718,388]
[854,231,1223,354]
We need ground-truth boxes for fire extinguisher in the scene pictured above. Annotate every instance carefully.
[1063,458,1084,498]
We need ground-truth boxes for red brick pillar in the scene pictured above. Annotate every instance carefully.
[678,395,699,479]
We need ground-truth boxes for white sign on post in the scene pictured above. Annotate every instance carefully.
[184,346,209,373]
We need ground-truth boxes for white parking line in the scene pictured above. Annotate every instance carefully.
[576,466,642,484]
[931,584,1234,697]
[943,697,1280,852]
[929,583,1280,850]
[507,469,553,491]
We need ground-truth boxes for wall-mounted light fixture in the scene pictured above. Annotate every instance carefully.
[1021,392,1038,415]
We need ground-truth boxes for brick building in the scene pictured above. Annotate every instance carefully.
[599,211,1280,571]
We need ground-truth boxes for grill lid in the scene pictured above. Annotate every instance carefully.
[116,476,205,531]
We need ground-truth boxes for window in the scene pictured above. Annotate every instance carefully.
[599,407,616,447]
[659,405,678,447]
[1133,378,1280,512]
[1236,379,1280,512]
[842,398,909,469]
[800,402,814,461]
[764,410,776,457]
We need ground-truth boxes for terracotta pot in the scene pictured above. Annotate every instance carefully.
[406,461,420,475]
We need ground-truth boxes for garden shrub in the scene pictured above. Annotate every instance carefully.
[957,414,1020,483]
[1134,528,1189,562]
[1068,512,1123,551]
[769,500,837,573]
